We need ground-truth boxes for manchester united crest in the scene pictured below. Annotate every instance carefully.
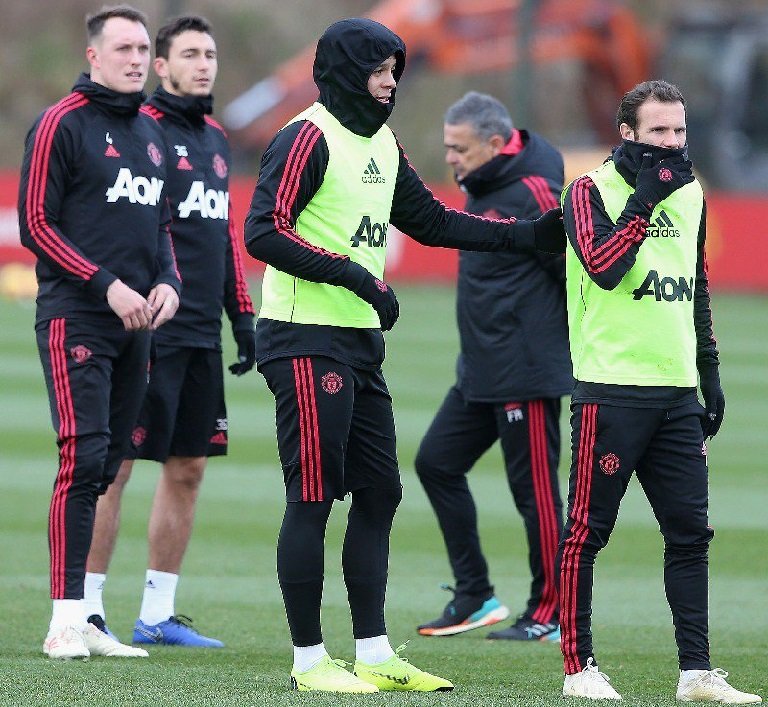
[147,142,163,167]
[321,372,343,395]
[599,452,620,476]
[132,426,147,447]
[212,153,228,178]
[70,345,92,364]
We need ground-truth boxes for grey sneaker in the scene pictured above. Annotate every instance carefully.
[676,668,761,704]
[563,657,622,700]
[43,625,89,660]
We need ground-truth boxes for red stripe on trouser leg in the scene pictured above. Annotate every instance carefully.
[292,358,324,502]
[292,358,312,501]
[561,403,597,674]
[48,318,77,599]
[302,358,323,502]
[529,400,560,623]
[298,358,317,501]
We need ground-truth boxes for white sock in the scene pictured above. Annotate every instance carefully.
[50,599,86,632]
[138,569,178,625]
[680,669,709,681]
[83,572,107,620]
[355,635,394,664]
[293,642,328,673]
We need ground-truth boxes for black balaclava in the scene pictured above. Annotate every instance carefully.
[313,18,406,138]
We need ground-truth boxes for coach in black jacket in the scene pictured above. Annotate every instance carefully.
[416,92,572,641]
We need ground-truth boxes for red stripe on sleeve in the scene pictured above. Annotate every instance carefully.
[522,175,559,213]
[227,205,254,314]
[272,123,345,258]
[26,93,99,279]
[571,177,647,273]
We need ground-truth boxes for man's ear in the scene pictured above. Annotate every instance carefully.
[154,57,168,80]
[489,134,506,156]
[619,123,635,141]
[86,46,99,70]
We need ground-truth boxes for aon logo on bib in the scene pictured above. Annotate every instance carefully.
[632,270,693,302]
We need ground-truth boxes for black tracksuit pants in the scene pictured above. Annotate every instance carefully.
[260,356,403,646]
[36,317,150,599]
[556,401,713,674]
[415,386,563,624]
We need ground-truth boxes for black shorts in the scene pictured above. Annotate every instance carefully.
[259,356,401,502]
[129,345,227,462]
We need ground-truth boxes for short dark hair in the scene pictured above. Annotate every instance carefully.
[444,91,513,142]
[86,5,148,43]
[156,16,213,59]
[616,80,686,131]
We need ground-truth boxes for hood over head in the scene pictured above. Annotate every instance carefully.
[313,18,405,137]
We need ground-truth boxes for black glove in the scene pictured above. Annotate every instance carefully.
[353,271,399,331]
[634,153,694,211]
[229,323,256,376]
[698,363,725,437]
[531,207,566,254]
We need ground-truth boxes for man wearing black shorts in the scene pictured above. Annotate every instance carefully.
[84,15,255,648]
[18,5,180,660]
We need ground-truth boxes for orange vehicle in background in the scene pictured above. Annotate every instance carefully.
[223,0,649,150]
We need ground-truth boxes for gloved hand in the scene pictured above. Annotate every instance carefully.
[698,363,725,437]
[531,207,566,254]
[634,153,694,211]
[229,322,256,376]
[353,272,399,331]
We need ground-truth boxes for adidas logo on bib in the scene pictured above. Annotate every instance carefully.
[647,210,680,238]
[362,157,385,184]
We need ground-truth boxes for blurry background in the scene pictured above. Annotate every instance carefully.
[1,0,768,292]
[0,4,765,702]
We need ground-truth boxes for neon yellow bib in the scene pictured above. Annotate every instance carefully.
[260,103,398,327]
[564,160,703,386]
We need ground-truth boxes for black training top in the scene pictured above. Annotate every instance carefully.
[562,140,718,407]
[455,130,573,402]
[142,88,254,350]
[18,73,180,326]
[245,18,541,370]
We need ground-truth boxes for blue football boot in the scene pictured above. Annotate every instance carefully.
[133,614,224,648]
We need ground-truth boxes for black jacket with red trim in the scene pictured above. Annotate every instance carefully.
[18,73,179,326]
[245,18,547,369]
[454,130,573,401]
[562,140,718,406]
[142,88,254,349]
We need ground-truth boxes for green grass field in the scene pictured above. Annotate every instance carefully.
[0,286,766,707]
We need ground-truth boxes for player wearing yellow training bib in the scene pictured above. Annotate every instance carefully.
[555,80,760,705]
[244,17,567,695]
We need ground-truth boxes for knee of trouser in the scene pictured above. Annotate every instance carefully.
[664,525,714,557]
[662,510,715,550]
[62,434,109,492]
[351,485,402,522]
[414,444,439,480]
